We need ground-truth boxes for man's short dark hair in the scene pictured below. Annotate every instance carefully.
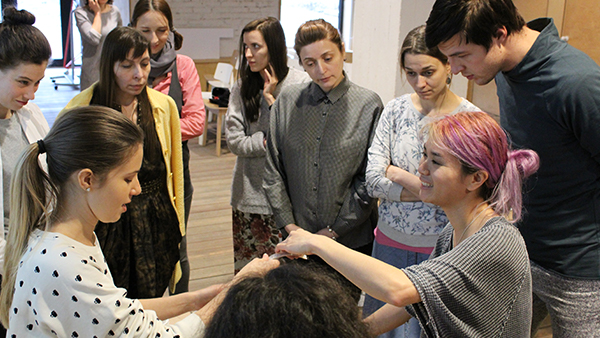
[425,0,526,51]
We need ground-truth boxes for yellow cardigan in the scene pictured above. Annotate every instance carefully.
[62,85,185,291]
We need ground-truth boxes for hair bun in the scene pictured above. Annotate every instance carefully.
[2,7,36,26]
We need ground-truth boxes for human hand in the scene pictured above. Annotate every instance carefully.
[316,226,338,240]
[276,228,322,257]
[284,223,302,234]
[88,0,101,13]
[234,254,280,281]
[261,64,279,106]
[190,284,225,310]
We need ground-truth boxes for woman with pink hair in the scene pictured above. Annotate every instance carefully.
[277,111,539,337]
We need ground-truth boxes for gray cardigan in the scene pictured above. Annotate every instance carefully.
[225,67,309,214]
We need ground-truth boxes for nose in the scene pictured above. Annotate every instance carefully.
[150,32,159,45]
[417,156,428,176]
[416,75,427,89]
[131,177,142,196]
[314,61,325,75]
[448,58,463,75]
[24,85,36,100]
[245,47,253,60]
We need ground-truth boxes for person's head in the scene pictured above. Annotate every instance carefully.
[400,25,451,102]
[0,106,144,327]
[294,19,345,93]
[425,0,526,85]
[96,26,151,105]
[418,111,539,222]
[131,0,183,55]
[0,7,51,116]
[238,17,289,123]
[84,0,113,6]
[204,262,371,338]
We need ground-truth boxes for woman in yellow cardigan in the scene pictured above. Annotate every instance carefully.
[63,26,184,299]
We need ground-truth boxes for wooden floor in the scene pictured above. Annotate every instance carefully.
[34,67,552,337]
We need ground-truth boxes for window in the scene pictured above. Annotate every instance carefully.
[280,0,353,51]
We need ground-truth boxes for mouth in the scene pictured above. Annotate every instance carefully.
[320,76,332,83]
[421,181,433,188]
[464,74,474,80]
[16,100,28,106]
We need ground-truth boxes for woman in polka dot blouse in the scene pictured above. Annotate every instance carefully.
[0,106,279,337]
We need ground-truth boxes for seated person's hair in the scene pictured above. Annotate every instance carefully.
[204,261,371,338]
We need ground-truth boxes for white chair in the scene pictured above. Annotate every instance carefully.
[206,62,233,89]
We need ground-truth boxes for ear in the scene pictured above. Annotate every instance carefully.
[77,169,94,192]
[494,26,509,45]
[341,42,346,61]
[466,170,489,193]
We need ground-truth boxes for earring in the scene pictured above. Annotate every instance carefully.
[446,76,452,85]
[86,188,91,192]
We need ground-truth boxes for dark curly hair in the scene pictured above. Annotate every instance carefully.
[204,262,372,338]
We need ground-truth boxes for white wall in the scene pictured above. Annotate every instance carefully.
[351,0,469,103]
[168,0,280,58]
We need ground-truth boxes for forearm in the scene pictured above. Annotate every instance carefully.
[91,12,102,34]
[139,293,197,319]
[279,231,420,307]
[386,165,421,197]
[365,304,412,336]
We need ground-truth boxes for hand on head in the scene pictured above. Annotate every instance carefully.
[276,228,320,257]
[89,0,101,13]
[234,253,280,282]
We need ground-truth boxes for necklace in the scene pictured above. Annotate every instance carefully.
[454,206,492,246]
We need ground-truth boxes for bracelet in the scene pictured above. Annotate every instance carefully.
[327,226,336,241]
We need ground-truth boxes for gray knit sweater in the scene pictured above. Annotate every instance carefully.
[225,67,309,214]
[404,217,532,337]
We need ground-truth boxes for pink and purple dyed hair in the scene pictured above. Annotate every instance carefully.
[426,111,539,222]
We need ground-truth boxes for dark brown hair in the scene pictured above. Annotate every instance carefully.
[294,19,343,61]
[238,17,289,123]
[0,7,51,70]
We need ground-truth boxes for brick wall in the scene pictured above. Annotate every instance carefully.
[168,0,280,58]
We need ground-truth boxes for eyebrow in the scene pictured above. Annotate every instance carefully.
[405,65,435,72]
[430,150,443,158]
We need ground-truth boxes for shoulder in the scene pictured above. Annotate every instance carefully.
[109,4,121,15]
[281,67,310,86]
[64,86,94,110]
[347,81,383,106]
[147,87,178,110]
[176,54,195,67]
[457,98,481,112]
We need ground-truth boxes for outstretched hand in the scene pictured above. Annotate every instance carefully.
[276,228,322,257]
[234,253,280,281]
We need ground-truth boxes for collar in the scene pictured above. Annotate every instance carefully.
[503,18,558,79]
[308,71,350,104]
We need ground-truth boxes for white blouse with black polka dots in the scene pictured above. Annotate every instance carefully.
[7,229,204,337]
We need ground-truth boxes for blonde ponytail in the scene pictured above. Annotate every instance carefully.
[0,142,52,327]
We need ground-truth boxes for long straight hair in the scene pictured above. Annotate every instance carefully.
[238,17,289,123]
[0,106,143,327]
[426,111,539,222]
[91,26,159,157]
